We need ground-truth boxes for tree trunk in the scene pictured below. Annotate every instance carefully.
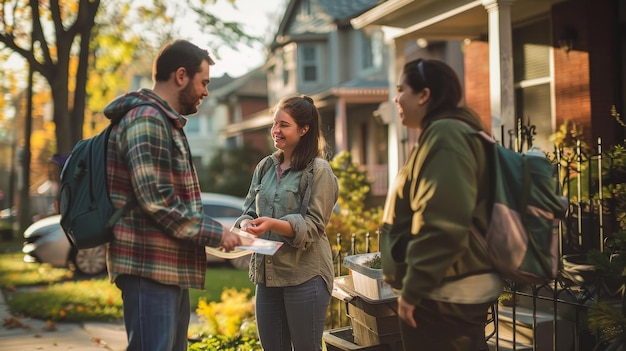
[51,72,74,155]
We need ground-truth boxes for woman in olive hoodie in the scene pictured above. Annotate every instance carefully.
[381,58,503,351]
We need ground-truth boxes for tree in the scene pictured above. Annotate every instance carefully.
[0,0,100,155]
[0,0,261,228]
[0,0,260,156]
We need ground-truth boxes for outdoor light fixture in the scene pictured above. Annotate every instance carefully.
[558,27,577,54]
[416,38,428,49]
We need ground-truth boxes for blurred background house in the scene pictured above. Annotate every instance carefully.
[222,0,391,206]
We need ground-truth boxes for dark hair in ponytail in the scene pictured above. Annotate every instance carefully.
[272,95,328,170]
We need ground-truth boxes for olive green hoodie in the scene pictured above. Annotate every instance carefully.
[381,107,502,307]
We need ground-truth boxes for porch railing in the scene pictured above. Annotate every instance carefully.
[328,136,624,350]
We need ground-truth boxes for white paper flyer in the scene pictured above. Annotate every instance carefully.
[231,227,283,256]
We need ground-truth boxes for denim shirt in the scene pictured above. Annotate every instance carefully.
[236,154,338,294]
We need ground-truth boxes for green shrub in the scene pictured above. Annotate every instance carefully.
[327,152,383,262]
[190,288,261,350]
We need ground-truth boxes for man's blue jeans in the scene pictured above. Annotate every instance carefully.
[115,274,190,351]
[255,275,330,351]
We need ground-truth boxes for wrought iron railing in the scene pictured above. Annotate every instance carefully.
[327,118,625,350]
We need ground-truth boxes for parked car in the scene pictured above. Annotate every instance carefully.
[200,192,251,269]
[22,214,107,275]
[22,193,250,274]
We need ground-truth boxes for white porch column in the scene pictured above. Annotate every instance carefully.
[482,0,516,140]
[335,97,348,153]
[386,34,407,183]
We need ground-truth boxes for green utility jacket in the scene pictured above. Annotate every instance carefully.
[381,107,500,307]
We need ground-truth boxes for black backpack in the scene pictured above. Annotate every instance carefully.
[59,103,171,249]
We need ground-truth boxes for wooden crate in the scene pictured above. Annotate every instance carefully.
[350,318,402,350]
[323,327,394,351]
[347,302,399,337]
[345,298,402,350]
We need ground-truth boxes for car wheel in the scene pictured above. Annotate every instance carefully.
[72,245,107,275]
[230,255,251,270]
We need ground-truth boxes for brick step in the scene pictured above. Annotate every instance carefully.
[485,305,575,351]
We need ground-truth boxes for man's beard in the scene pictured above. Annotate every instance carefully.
[178,83,199,116]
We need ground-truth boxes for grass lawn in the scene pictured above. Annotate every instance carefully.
[0,250,254,322]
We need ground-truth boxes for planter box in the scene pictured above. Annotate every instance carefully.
[343,253,396,301]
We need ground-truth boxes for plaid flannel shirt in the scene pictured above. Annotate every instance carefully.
[103,89,224,289]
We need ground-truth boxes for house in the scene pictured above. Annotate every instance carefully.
[350,0,625,349]
[185,73,236,167]
[210,68,271,157]
[351,0,624,174]
[222,0,391,201]
[185,70,269,169]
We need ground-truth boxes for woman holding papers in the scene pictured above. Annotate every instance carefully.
[235,95,338,351]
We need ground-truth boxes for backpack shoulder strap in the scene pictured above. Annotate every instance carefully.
[240,156,273,217]
[131,102,175,151]
[257,156,273,183]
[298,158,317,217]
[106,102,175,218]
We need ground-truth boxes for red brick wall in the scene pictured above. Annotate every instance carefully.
[552,0,619,147]
[241,99,269,119]
[585,0,619,147]
[463,40,491,132]
[552,0,593,146]
[553,48,591,144]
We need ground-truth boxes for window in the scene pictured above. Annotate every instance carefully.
[299,0,312,18]
[300,44,318,83]
[282,45,295,88]
[513,19,552,149]
[361,30,383,70]
[362,34,373,69]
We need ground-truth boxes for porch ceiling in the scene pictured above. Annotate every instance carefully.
[351,0,567,40]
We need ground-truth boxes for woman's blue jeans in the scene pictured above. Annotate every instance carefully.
[255,276,330,351]
[115,274,190,351]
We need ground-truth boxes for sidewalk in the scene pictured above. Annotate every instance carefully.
[0,290,128,351]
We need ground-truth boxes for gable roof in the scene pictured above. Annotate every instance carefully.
[318,0,383,23]
[273,0,383,48]
[210,67,267,101]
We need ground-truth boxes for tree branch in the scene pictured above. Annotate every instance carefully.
[29,0,53,79]
[49,0,66,38]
